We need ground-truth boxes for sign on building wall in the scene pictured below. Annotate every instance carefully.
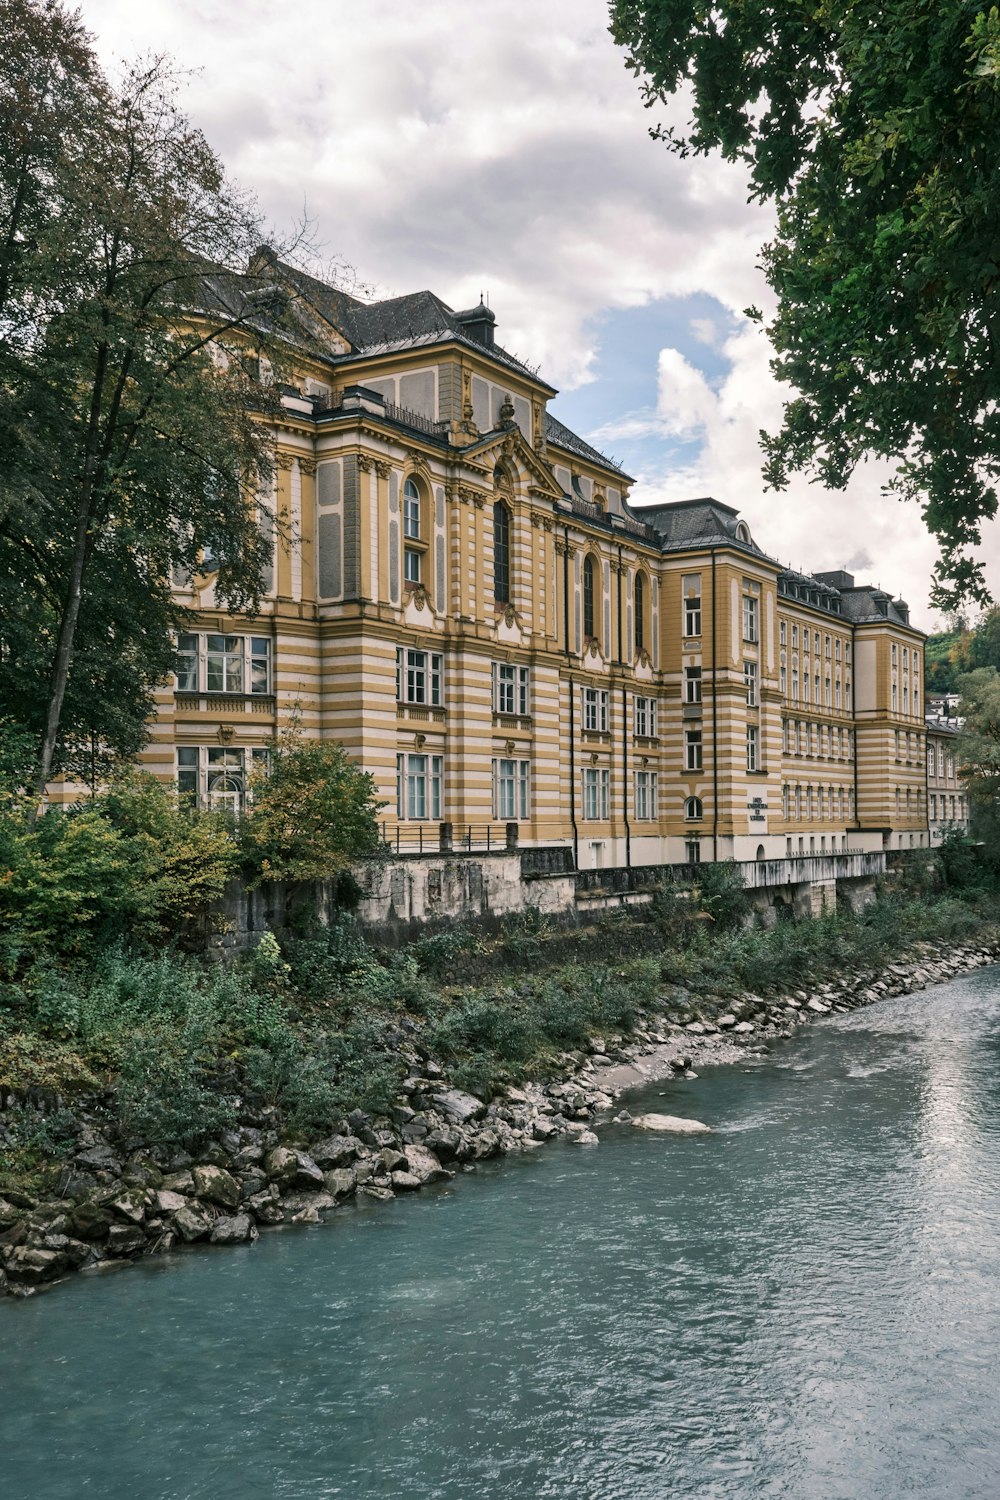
[747,791,768,834]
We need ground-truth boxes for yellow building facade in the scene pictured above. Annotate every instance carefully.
[140,255,936,868]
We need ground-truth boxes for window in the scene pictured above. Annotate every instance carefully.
[791,667,799,700]
[891,642,898,666]
[792,624,799,648]
[583,555,596,639]
[584,687,609,732]
[928,746,936,776]
[780,663,787,696]
[742,590,759,643]
[493,500,511,604]
[396,648,443,706]
[492,758,529,820]
[683,576,702,637]
[814,632,820,653]
[634,770,657,820]
[494,662,529,717]
[744,660,758,707]
[685,795,703,821]
[176,745,269,811]
[176,633,272,696]
[685,839,701,864]
[825,675,832,707]
[825,635,831,659]
[780,621,787,646]
[747,725,759,772]
[782,784,790,819]
[396,753,443,820]
[583,767,609,820]
[685,729,703,771]
[836,678,842,710]
[403,477,420,540]
[892,681,898,711]
[404,545,421,585]
[634,695,657,737]
[634,571,646,653]
[835,640,842,662]
[685,666,702,704]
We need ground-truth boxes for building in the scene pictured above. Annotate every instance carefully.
[139,253,943,868]
[925,716,969,843]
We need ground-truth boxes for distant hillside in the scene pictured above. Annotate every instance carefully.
[924,609,1000,696]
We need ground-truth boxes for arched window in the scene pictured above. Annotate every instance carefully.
[403,477,420,539]
[756,844,766,861]
[583,555,596,640]
[493,500,511,604]
[684,795,703,821]
[634,571,646,653]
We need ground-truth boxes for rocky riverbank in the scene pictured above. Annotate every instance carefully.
[2,937,997,1302]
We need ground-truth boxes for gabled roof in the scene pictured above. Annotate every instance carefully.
[545,414,630,478]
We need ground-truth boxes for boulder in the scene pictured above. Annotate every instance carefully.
[424,1127,463,1160]
[244,1192,285,1225]
[431,1089,486,1125]
[323,1169,357,1200]
[733,1021,756,1034]
[70,1200,114,1241]
[192,1165,240,1209]
[359,1184,394,1203]
[309,1136,361,1169]
[155,1190,189,1216]
[532,1118,559,1141]
[0,1198,22,1230]
[263,1147,324,1189]
[574,1130,599,1146]
[716,1014,737,1030]
[807,998,830,1013]
[173,1204,213,1242]
[107,1223,146,1256]
[403,1146,449,1184]
[379,1147,408,1174]
[160,1170,195,1195]
[390,1171,423,1192]
[108,1190,147,1225]
[209,1214,256,1245]
[631,1114,712,1134]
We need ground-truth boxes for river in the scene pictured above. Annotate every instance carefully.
[4,965,1000,1499]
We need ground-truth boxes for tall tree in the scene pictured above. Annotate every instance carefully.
[610,1,1000,606]
[0,1,304,803]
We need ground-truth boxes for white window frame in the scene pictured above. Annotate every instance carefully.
[742,591,759,644]
[685,729,703,772]
[634,770,657,821]
[492,757,530,820]
[403,477,421,540]
[396,753,443,821]
[634,694,657,737]
[584,687,609,733]
[583,767,609,820]
[747,725,759,772]
[176,745,269,811]
[493,662,530,717]
[176,633,272,696]
[744,660,758,707]
[396,648,443,706]
[684,667,702,704]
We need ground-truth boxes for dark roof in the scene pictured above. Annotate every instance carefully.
[545,413,629,477]
[636,498,769,555]
[256,251,551,386]
[837,586,916,628]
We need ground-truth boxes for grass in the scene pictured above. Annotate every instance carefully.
[1,875,998,1192]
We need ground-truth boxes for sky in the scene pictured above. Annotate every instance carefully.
[78,0,996,630]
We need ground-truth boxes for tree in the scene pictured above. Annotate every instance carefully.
[956,667,1000,807]
[610,1,1000,606]
[240,736,384,887]
[0,1,306,803]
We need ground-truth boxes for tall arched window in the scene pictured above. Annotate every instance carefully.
[634,571,646,653]
[493,500,511,604]
[583,555,595,639]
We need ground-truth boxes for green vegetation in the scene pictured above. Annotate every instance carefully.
[611,0,1000,604]
[2,841,998,1195]
[1,0,310,802]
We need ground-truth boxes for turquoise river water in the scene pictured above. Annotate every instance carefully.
[4,965,1000,1499]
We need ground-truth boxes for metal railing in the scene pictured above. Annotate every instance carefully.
[382,401,448,438]
[376,821,519,856]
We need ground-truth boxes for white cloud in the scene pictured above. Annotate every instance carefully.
[76,0,1000,625]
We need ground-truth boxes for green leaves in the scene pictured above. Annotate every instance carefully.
[240,734,384,887]
[611,0,1000,604]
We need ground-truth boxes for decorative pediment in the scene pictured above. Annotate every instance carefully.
[495,604,526,646]
[584,636,609,673]
[403,584,436,627]
[634,648,653,682]
[462,425,565,502]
